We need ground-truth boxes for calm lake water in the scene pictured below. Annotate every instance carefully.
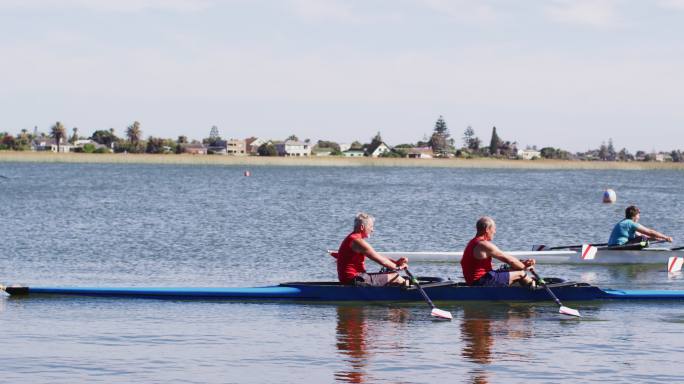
[1,163,684,383]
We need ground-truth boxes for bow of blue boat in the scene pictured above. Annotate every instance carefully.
[2,285,304,300]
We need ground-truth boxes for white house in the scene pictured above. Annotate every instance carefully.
[246,137,268,154]
[367,142,391,158]
[517,149,541,160]
[181,143,208,155]
[51,142,73,153]
[31,138,52,151]
[275,140,311,156]
[226,139,247,155]
[31,137,72,152]
[339,143,352,152]
[407,147,434,159]
[343,150,365,157]
[312,148,333,156]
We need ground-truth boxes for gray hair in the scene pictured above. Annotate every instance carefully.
[354,212,374,231]
[476,216,495,234]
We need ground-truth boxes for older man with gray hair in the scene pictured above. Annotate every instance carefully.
[336,212,409,286]
[460,216,536,287]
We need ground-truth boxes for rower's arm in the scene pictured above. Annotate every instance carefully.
[481,242,528,270]
[637,226,673,242]
[351,238,406,269]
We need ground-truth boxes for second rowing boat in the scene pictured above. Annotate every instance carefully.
[379,247,681,265]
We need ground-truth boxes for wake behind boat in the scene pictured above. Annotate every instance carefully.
[4,279,684,302]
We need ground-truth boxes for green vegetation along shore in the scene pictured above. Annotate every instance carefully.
[2,151,684,170]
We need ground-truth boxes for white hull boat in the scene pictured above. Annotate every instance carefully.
[379,248,682,265]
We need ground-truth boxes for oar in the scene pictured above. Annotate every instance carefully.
[534,243,607,251]
[529,269,581,318]
[538,239,668,252]
[603,239,668,250]
[404,269,452,320]
[671,246,684,251]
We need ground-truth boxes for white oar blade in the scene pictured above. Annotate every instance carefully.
[668,256,683,273]
[559,306,581,318]
[580,244,597,260]
[431,308,453,320]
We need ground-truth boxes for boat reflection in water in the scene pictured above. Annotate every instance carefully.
[334,305,409,383]
[460,304,535,384]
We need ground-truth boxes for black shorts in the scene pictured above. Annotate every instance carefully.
[472,270,510,287]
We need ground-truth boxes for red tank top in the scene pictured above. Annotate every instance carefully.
[460,235,492,285]
[337,232,366,284]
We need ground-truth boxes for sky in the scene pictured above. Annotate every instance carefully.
[1,0,683,152]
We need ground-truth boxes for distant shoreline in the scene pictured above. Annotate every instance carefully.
[1,151,683,170]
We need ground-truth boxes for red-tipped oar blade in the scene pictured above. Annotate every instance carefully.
[430,308,453,320]
[580,244,597,260]
[668,256,683,273]
[559,306,581,317]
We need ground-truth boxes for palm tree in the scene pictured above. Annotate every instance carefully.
[126,121,142,143]
[50,121,66,152]
[126,121,142,152]
[70,127,79,144]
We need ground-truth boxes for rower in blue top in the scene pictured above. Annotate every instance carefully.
[608,205,673,246]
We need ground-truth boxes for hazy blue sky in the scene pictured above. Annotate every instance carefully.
[1,0,682,152]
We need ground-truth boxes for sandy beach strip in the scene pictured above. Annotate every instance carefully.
[1,151,683,170]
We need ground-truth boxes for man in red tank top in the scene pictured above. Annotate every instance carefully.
[461,217,536,287]
[336,213,409,286]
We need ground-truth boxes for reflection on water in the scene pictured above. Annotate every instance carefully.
[461,304,536,384]
[334,306,409,383]
[667,271,683,281]
[335,306,368,383]
[604,264,663,282]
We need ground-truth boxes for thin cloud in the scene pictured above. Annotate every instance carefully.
[289,0,361,23]
[0,0,215,12]
[544,0,623,28]
[288,0,402,23]
[658,0,684,10]
[418,0,499,23]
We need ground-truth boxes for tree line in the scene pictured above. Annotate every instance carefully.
[1,118,682,162]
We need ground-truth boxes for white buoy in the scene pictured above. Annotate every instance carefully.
[244,170,251,177]
[602,189,616,203]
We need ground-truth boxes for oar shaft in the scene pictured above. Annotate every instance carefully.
[404,269,436,309]
[548,242,607,250]
[530,269,562,306]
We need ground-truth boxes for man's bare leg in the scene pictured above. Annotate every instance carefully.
[508,270,535,287]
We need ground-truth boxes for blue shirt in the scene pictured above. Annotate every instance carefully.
[608,219,642,246]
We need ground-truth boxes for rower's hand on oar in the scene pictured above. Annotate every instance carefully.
[395,257,408,269]
[523,259,536,268]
